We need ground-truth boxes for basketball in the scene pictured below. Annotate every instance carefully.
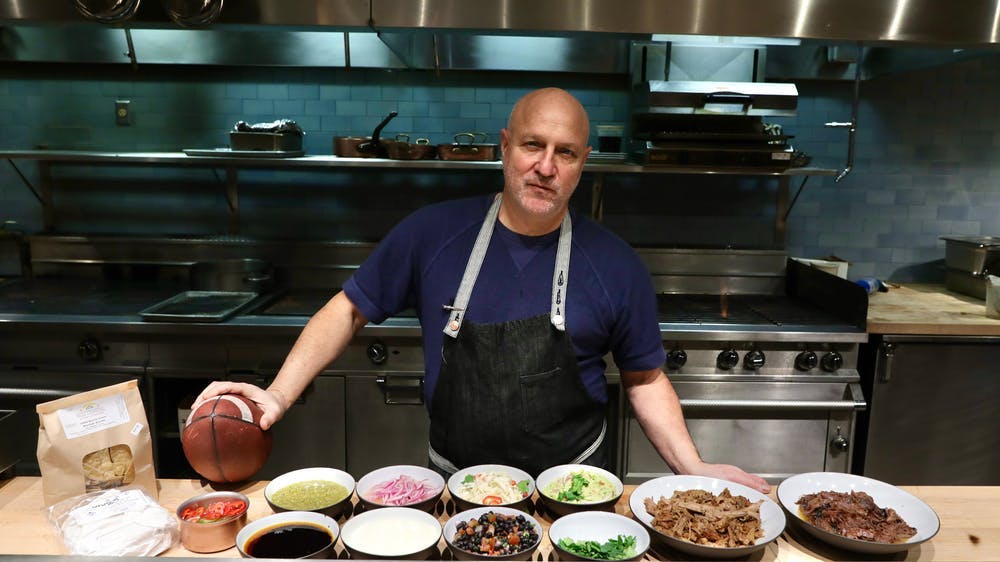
[181,394,272,483]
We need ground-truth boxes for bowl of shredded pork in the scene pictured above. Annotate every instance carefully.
[776,472,940,554]
[628,475,785,559]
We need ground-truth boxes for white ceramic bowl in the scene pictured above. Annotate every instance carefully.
[548,511,650,561]
[443,505,543,561]
[448,464,535,512]
[356,464,445,513]
[629,475,785,559]
[235,510,339,559]
[264,467,356,519]
[536,464,624,518]
[776,472,940,554]
[339,506,442,560]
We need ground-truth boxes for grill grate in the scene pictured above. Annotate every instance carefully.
[656,294,847,327]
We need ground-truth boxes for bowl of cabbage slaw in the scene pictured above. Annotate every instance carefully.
[536,464,623,518]
[356,465,446,513]
[447,464,535,513]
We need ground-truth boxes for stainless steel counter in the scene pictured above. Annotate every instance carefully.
[0,278,418,337]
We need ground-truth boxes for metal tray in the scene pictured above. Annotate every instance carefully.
[140,291,258,322]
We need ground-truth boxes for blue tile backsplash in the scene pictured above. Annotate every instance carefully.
[4,55,1000,282]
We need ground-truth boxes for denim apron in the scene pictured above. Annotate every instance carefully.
[428,194,606,476]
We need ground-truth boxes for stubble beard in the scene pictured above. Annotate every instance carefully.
[511,179,563,219]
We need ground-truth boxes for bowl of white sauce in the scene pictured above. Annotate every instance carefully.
[339,506,442,560]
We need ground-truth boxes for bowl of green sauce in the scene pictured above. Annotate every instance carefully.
[264,467,356,519]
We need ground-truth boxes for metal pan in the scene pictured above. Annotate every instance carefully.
[437,132,499,161]
[191,258,273,293]
[333,111,397,158]
[386,134,437,160]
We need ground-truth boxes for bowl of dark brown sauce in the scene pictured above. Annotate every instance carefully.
[236,511,339,559]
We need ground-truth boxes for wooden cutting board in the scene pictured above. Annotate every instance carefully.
[868,284,1000,335]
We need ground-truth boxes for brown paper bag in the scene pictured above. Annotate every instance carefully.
[36,379,157,506]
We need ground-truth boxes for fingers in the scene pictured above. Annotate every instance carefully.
[727,468,771,494]
[192,381,285,431]
[693,463,771,494]
[193,380,242,407]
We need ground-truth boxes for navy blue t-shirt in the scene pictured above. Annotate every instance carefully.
[343,194,666,405]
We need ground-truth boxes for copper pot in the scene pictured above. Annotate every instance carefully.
[437,132,499,161]
[73,0,141,23]
[162,0,223,27]
[387,134,437,160]
[333,111,397,158]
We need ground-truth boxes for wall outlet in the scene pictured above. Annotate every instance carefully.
[115,99,131,126]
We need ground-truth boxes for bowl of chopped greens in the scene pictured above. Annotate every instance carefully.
[536,464,623,518]
[548,511,650,561]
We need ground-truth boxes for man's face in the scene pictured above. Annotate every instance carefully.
[500,93,592,224]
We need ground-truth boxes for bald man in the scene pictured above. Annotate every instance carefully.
[197,88,769,493]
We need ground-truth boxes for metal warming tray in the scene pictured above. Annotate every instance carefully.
[139,291,258,322]
[941,236,1000,276]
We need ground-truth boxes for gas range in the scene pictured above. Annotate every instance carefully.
[654,291,865,376]
[622,252,869,482]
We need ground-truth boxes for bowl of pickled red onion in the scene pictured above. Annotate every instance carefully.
[356,465,446,513]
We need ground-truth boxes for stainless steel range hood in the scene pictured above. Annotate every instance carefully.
[2,0,1000,74]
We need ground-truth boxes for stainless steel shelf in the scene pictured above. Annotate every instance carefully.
[2,150,836,241]
[1,150,839,176]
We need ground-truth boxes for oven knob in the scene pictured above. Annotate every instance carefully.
[77,338,102,362]
[716,349,739,370]
[795,351,819,371]
[366,341,388,365]
[821,351,844,372]
[665,349,687,371]
[743,350,766,371]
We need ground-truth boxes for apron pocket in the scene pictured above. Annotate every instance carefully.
[519,367,567,434]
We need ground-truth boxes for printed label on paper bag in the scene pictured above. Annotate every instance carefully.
[57,394,131,439]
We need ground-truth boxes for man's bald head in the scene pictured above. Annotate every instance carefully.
[507,88,590,145]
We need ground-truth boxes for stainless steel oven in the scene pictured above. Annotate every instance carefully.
[620,251,869,484]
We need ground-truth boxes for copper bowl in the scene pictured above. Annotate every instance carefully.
[176,491,249,553]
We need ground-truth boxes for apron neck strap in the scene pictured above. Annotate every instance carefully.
[443,194,573,338]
